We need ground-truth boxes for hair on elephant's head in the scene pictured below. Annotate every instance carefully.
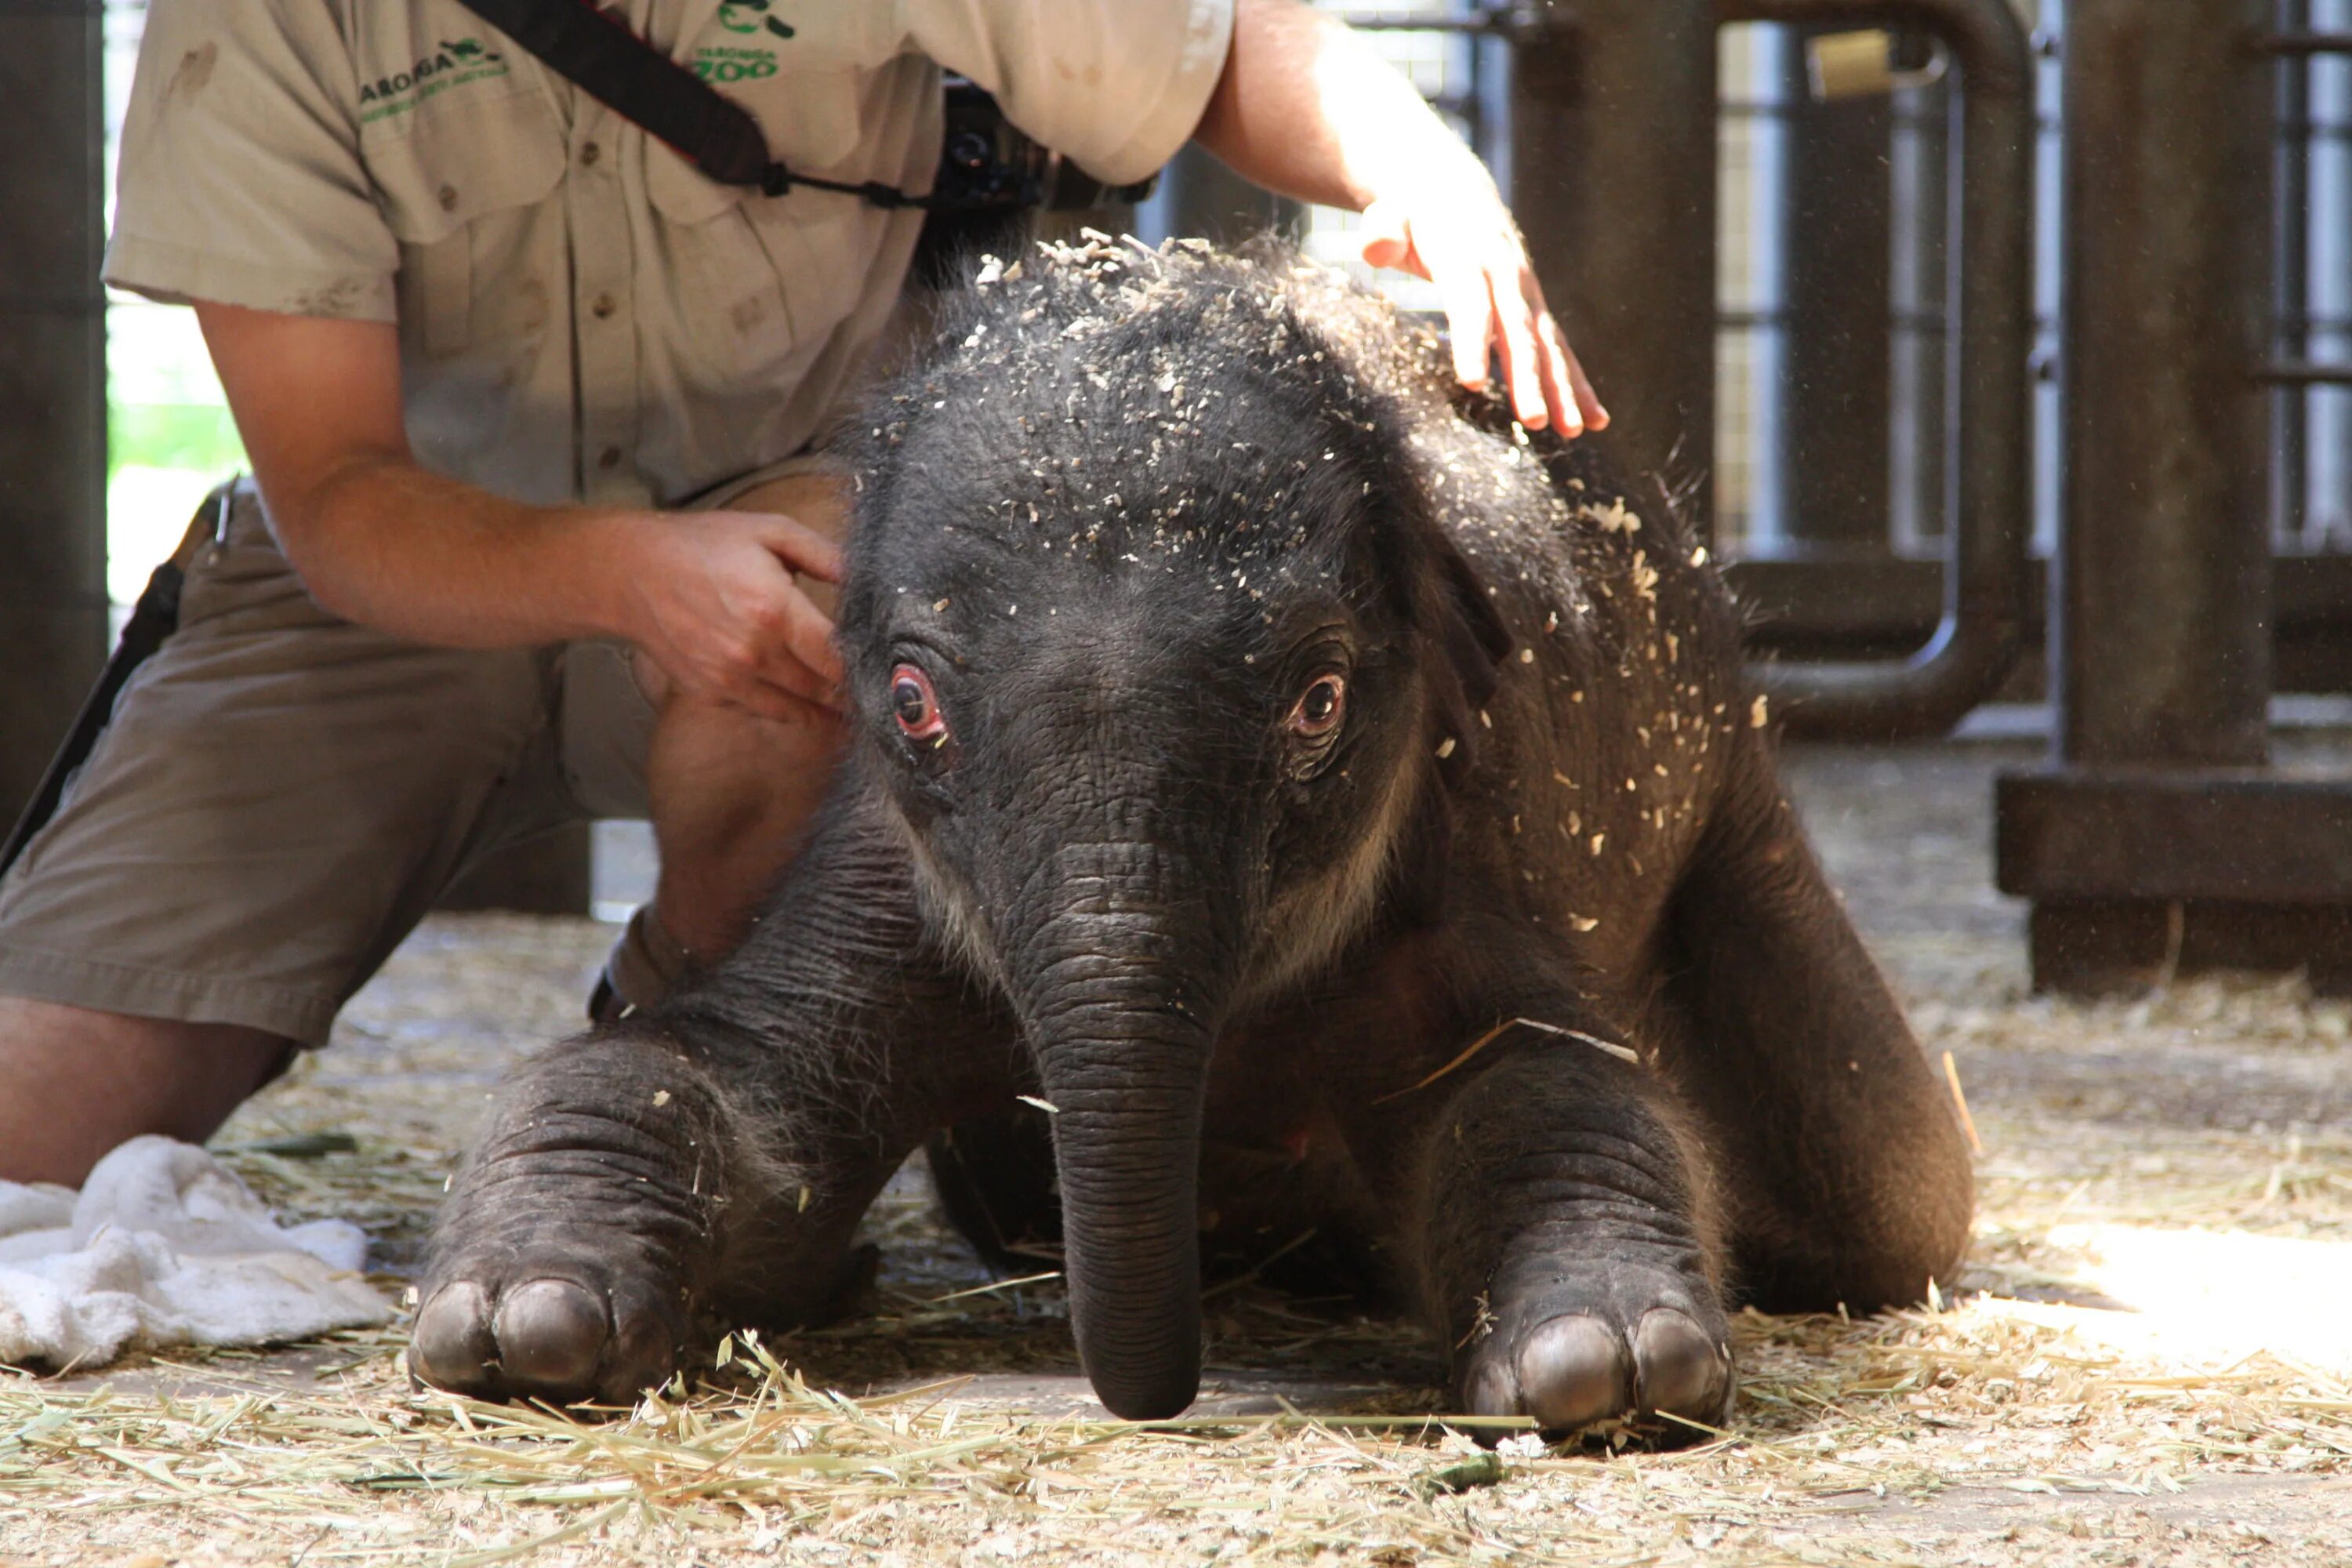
[833,240,1512,1419]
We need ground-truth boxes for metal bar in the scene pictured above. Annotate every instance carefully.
[1722,0,2035,738]
[2326,0,2352,552]
[2023,899,2352,996]
[0,0,109,829]
[1775,21,1895,558]
[0,296,106,316]
[2055,0,2275,770]
[1721,307,1956,330]
[2278,114,2352,139]
[2277,0,2314,547]
[2257,358,2352,384]
[2256,30,2352,53]
[1341,16,1511,31]
[1334,9,1519,35]
[1461,0,1493,169]
[1998,771,2352,903]
[1888,61,1953,555]
[1510,0,1722,537]
[1731,550,2352,648]
[1994,0,2301,993]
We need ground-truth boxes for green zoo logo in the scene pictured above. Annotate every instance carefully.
[695,51,779,84]
[356,36,510,121]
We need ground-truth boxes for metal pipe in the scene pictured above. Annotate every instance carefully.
[1888,64,1953,558]
[2276,0,2313,548]
[2256,31,2352,54]
[1723,0,2034,739]
[1355,0,2029,734]
[1510,0,1722,539]
[2056,0,2274,769]
[2257,359,2352,385]
[1776,21,1895,559]
[0,0,109,827]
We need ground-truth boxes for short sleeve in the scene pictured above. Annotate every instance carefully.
[899,0,1234,187]
[104,0,398,321]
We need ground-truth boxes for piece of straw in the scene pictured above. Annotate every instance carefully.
[1371,1018,1639,1105]
[1943,1049,1984,1155]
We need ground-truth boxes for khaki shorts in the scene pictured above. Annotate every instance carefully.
[0,461,829,1047]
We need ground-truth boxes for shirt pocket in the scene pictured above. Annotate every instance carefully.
[363,90,568,361]
[719,61,875,325]
[642,145,811,377]
[641,64,910,367]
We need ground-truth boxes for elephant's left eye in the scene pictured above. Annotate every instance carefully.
[891,664,948,743]
[1287,673,1347,738]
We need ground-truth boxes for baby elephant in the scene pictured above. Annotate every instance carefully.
[413,241,1972,1433]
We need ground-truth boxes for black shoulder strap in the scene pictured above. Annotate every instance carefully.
[452,0,935,207]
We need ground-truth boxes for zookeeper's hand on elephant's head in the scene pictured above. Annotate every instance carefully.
[1358,171,1610,440]
[1192,0,1607,441]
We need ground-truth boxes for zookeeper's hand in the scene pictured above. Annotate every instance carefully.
[1359,170,1609,438]
[620,510,846,724]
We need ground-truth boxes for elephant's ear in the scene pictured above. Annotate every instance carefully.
[1424,525,1514,791]
[1387,523,1512,930]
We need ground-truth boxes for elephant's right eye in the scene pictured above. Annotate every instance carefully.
[891,664,948,744]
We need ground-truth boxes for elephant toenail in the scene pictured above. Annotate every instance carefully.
[1515,1316,1631,1432]
[1632,1308,1730,1421]
[597,1308,679,1406]
[1463,1356,1519,1419]
[410,1280,498,1391]
[492,1279,610,1396]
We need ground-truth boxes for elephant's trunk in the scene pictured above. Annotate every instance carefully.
[1036,1018,1207,1419]
[1012,846,1231,1421]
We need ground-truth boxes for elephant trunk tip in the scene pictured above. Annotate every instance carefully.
[1081,1334,1203,1421]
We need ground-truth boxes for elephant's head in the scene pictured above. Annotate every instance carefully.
[834,245,1510,1418]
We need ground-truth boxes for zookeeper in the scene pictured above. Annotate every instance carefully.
[0,0,1606,1186]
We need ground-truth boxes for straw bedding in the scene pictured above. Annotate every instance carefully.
[2,739,2346,1566]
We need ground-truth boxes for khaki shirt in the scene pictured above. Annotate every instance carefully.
[106,0,1232,508]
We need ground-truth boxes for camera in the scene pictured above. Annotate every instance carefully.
[915,78,1159,287]
[931,76,1161,214]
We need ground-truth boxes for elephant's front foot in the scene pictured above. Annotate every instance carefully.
[412,1256,687,1406]
[410,1049,731,1405]
[1457,1247,1733,1442]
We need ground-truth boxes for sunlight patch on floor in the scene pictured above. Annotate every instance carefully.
[1980,1225,2352,1375]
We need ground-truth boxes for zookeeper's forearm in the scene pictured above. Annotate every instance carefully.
[1189,0,1491,215]
[271,456,843,721]
[1185,0,1604,436]
[275,452,647,650]
[197,299,842,720]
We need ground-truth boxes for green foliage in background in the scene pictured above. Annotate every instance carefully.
[111,402,245,477]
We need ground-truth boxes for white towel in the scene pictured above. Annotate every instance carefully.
[0,1135,391,1371]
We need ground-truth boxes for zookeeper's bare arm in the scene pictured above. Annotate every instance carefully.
[196,301,844,725]
[1189,0,1606,437]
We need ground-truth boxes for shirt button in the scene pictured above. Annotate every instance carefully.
[598,446,623,471]
[580,141,601,167]
[437,183,459,212]
[591,293,617,320]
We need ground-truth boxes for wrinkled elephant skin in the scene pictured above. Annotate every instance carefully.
[414,244,1973,1438]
